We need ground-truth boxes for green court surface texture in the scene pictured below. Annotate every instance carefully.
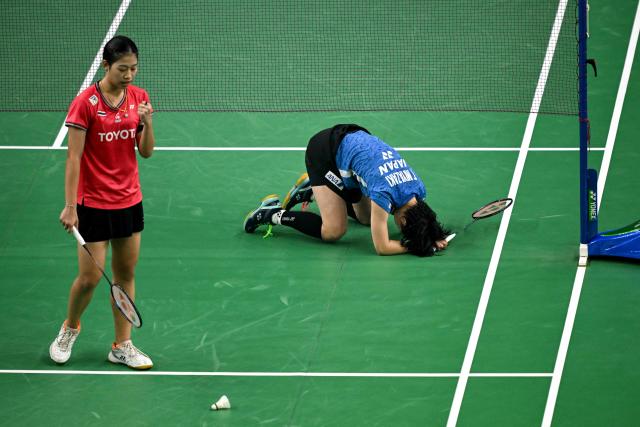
[1,2,639,426]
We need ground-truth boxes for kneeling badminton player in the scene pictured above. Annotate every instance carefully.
[50,36,154,370]
[244,124,451,256]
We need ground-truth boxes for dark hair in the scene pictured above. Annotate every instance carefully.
[103,35,138,65]
[400,199,450,257]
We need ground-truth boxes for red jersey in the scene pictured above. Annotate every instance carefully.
[65,82,150,209]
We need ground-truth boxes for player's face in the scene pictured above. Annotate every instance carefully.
[106,53,138,89]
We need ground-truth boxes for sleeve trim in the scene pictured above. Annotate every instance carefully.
[65,122,88,131]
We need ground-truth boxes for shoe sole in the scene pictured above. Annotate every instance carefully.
[108,351,153,370]
[283,173,311,211]
[243,194,280,233]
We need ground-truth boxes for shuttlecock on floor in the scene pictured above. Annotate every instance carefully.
[211,395,231,411]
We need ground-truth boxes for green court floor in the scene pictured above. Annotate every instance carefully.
[1,1,639,426]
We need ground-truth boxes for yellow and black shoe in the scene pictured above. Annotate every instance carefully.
[243,194,282,233]
[282,173,313,211]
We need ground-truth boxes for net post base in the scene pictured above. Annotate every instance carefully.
[587,219,640,261]
[578,243,589,267]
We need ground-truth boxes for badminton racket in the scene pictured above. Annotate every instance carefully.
[71,226,143,328]
[464,198,513,230]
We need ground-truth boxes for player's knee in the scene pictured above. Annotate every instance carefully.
[113,269,135,284]
[321,224,347,242]
[111,258,138,283]
[76,273,102,290]
[356,214,370,226]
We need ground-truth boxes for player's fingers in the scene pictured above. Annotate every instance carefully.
[139,101,152,115]
[138,107,151,119]
[60,212,77,233]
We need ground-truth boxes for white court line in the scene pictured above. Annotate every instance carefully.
[447,2,569,426]
[0,369,552,378]
[51,0,132,148]
[0,145,605,152]
[541,267,587,427]
[596,1,640,204]
[541,2,640,426]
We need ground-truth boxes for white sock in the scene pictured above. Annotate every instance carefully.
[271,209,285,225]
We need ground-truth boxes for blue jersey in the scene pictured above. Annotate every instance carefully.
[335,131,426,213]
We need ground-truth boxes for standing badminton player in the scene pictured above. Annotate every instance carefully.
[50,36,154,369]
[244,124,450,256]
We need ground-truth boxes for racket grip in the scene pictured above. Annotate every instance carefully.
[71,226,86,246]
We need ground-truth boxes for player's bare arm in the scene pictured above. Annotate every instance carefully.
[59,127,86,232]
[137,101,155,158]
[370,202,408,256]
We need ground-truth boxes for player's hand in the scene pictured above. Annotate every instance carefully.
[434,239,448,250]
[138,101,153,125]
[59,206,78,233]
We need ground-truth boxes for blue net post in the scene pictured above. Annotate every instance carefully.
[578,0,593,246]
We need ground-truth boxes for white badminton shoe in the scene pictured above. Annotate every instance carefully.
[49,321,80,364]
[108,340,153,370]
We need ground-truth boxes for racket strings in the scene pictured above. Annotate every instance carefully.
[111,286,142,327]
[472,198,513,219]
[117,294,136,318]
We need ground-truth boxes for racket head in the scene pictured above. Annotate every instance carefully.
[472,198,513,220]
[111,284,142,328]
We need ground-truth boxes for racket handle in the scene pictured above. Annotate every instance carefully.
[71,226,86,246]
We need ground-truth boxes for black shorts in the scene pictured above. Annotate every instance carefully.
[77,201,144,243]
[304,124,369,204]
